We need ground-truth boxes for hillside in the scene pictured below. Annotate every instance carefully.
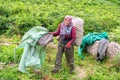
[0,0,120,80]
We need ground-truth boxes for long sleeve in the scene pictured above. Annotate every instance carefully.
[53,23,61,36]
[70,27,76,44]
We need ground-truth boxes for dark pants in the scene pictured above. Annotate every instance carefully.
[54,40,74,70]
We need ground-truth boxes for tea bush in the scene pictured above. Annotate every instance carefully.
[0,0,120,80]
[109,27,120,44]
[0,0,119,35]
[0,44,23,63]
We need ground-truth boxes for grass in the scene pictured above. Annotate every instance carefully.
[0,37,120,80]
[0,0,120,79]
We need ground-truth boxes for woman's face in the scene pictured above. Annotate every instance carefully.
[64,18,70,26]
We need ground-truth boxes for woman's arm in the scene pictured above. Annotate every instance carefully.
[70,27,76,44]
[53,23,61,36]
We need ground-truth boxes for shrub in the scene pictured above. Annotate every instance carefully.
[109,27,120,43]
[0,44,23,63]
[0,0,119,35]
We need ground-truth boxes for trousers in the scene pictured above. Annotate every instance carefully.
[54,40,74,70]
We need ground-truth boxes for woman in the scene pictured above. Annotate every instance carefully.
[50,16,76,74]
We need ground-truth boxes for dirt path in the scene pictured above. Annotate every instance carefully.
[75,66,87,80]
[0,62,17,70]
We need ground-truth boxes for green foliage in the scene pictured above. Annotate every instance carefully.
[0,44,23,63]
[0,72,18,80]
[0,0,120,80]
[109,27,120,43]
[0,0,120,35]
[0,43,120,80]
[0,65,30,80]
[86,68,120,80]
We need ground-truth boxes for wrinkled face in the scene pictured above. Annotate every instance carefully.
[64,18,70,26]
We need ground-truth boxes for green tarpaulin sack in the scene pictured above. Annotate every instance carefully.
[78,32,108,60]
[14,26,48,73]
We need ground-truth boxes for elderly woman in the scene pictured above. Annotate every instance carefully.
[50,16,76,74]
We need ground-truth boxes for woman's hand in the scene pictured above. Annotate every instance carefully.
[65,41,72,49]
[48,32,53,35]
